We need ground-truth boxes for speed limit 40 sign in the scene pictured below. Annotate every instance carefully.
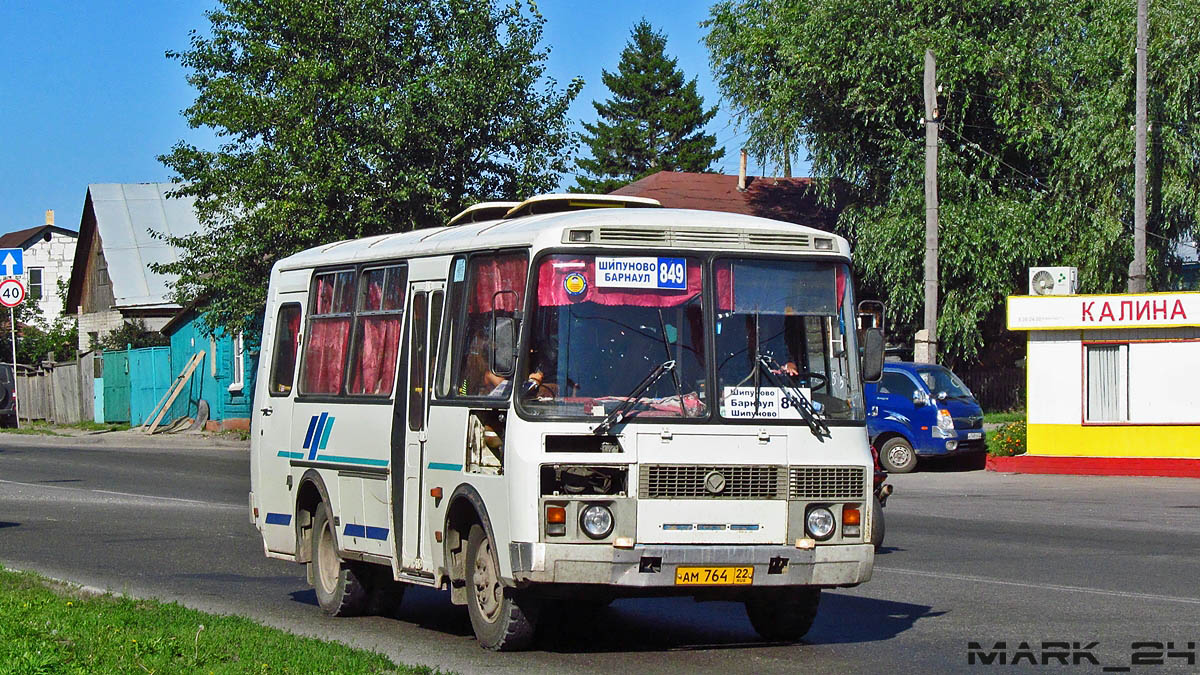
[0,278,26,308]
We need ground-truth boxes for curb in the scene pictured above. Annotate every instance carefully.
[987,454,1200,478]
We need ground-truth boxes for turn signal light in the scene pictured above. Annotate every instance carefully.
[546,505,566,536]
[842,506,861,526]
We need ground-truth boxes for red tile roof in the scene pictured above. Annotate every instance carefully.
[610,171,841,230]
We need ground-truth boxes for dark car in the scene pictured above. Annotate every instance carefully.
[0,364,15,427]
[864,362,985,473]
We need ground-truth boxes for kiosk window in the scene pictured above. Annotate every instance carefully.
[269,304,302,395]
[1085,344,1128,422]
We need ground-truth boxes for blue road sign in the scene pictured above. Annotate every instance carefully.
[0,248,23,277]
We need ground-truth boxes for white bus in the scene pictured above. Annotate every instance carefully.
[249,194,885,650]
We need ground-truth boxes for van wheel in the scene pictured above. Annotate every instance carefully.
[880,437,917,473]
[311,503,369,616]
[745,588,821,642]
[466,524,539,650]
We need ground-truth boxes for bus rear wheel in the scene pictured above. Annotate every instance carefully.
[465,524,539,651]
[744,587,821,642]
[311,502,369,617]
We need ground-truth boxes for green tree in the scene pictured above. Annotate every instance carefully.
[706,0,1200,364]
[157,0,582,337]
[574,20,724,193]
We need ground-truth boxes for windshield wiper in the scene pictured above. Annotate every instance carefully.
[756,355,831,439]
[592,359,676,435]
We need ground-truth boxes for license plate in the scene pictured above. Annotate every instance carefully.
[968,432,983,440]
[674,566,754,586]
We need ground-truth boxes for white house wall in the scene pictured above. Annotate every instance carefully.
[22,231,77,322]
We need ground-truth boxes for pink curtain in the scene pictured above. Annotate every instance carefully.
[470,254,528,312]
[537,257,701,307]
[303,318,350,393]
[348,317,402,395]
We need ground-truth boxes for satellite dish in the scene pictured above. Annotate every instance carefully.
[1031,270,1055,295]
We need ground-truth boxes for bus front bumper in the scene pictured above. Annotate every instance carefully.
[508,542,873,587]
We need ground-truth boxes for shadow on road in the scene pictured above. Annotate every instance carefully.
[920,453,988,473]
[809,593,944,644]
[0,521,18,529]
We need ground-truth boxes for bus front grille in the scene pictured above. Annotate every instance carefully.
[788,467,866,500]
[638,465,785,499]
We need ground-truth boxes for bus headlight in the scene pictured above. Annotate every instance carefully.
[580,504,614,539]
[806,507,835,540]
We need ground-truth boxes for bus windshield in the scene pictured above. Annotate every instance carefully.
[518,253,864,423]
[714,258,863,422]
[520,254,707,419]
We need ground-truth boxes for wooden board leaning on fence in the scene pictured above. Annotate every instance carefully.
[141,351,206,434]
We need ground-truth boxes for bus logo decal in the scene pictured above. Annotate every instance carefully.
[303,413,335,460]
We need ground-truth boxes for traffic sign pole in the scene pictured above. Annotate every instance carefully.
[9,307,17,429]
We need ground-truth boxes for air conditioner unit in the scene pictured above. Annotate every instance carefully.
[1028,266,1078,296]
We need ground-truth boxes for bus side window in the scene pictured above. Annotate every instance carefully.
[300,270,355,395]
[443,252,528,398]
[269,303,302,395]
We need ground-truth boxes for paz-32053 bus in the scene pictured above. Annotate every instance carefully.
[249,194,885,650]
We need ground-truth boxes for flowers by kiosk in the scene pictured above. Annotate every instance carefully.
[1005,291,1200,476]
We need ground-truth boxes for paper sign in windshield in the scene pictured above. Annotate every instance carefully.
[596,257,686,290]
[721,386,809,419]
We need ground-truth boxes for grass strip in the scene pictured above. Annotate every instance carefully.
[982,411,1024,424]
[0,566,438,674]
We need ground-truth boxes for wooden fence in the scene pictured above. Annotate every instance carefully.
[14,352,96,425]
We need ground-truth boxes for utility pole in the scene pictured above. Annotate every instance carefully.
[1129,0,1148,293]
[917,49,939,364]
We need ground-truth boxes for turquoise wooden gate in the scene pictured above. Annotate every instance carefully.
[101,350,131,424]
[129,347,171,426]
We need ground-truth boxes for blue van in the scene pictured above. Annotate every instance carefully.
[864,362,985,473]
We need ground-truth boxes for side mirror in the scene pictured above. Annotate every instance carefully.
[490,290,519,378]
[937,391,948,401]
[861,327,884,383]
[912,391,927,406]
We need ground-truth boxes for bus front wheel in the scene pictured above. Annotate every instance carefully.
[744,587,821,642]
[311,502,369,617]
[465,523,539,650]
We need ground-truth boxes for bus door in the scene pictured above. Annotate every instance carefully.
[256,290,305,555]
[395,281,444,571]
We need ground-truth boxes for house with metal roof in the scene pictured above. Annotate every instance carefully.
[64,183,202,350]
[0,210,78,322]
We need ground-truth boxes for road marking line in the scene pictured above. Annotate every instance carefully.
[875,566,1200,605]
[0,479,241,509]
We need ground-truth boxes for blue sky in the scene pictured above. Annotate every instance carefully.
[0,1,797,236]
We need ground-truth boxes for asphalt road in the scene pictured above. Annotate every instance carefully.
[2,435,1199,674]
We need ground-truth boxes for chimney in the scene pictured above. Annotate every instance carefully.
[45,210,54,226]
[737,149,748,192]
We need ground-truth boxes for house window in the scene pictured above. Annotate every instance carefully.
[28,268,43,300]
[1085,344,1128,422]
[229,332,245,392]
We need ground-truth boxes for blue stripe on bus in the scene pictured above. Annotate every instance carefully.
[303,415,320,449]
[428,462,463,471]
[308,412,329,459]
[318,416,335,450]
[342,524,389,541]
[316,454,389,467]
[265,513,292,525]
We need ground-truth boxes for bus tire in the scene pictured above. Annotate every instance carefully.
[870,494,885,550]
[465,523,539,651]
[744,587,821,642]
[311,502,369,617]
[879,437,917,473]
